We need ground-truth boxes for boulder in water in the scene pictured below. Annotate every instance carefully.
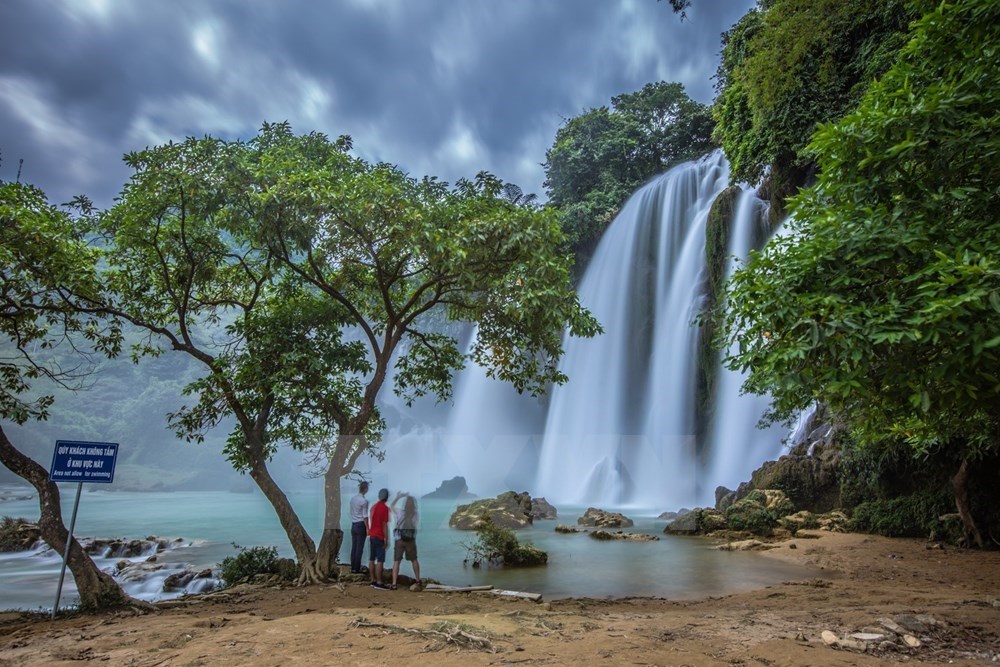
[658,511,679,521]
[449,491,533,530]
[554,524,582,533]
[576,507,633,528]
[423,476,477,500]
[0,518,41,552]
[663,508,727,535]
[531,497,557,520]
[589,530,659,542]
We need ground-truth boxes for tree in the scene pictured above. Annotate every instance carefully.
[89,124,598,582]
[247,123,600,575]
[720,0,1000,545]
[543,82,714,263]
[0,180,139,610]
[712,0,916,209]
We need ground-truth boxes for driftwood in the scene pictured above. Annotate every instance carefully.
[424,584,494,592]
[479,589,543,602]
[350,617,496,652]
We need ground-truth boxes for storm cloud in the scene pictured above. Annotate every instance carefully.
[0,0,752,208]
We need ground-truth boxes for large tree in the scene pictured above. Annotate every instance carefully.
[0,180,139,610]
[246,123,600,577]
[720,0,999,545]
[543,81,714,263]
[90,124,598,582]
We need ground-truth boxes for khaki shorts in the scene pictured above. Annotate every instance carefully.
[394,538,417,562]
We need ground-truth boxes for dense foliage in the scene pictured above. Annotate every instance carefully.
[0,180,133,609]
[543,82,714,262]
[721,0,999,541]
[220,544,299,586]
[84,123,597,581]
[713,0,916,199]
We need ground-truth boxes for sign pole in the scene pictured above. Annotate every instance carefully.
[52,481,83,620]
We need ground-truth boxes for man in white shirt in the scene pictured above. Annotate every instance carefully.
[349,481,370,574]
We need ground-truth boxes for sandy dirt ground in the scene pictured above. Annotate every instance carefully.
[1,530,998,666]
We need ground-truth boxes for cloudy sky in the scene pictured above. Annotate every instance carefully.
[1,0,752,208]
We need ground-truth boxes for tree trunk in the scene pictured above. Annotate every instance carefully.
[951,458,983,548]
[316,454,346,579]
[0,425,141,611]
[247,448,325,584]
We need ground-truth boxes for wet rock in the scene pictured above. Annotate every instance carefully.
[0,518,41,553]
[715,486,736,512]
[449,491,533,530]
[554,524,582,534]
[531,497,558,520]
[589,530,658,542]
[423,476,477,500]
[163,570,198,591]
[657,511,679,521]
[663,508,727,535]
[577,508,633,528]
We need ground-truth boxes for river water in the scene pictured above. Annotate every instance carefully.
[0,483,816,611]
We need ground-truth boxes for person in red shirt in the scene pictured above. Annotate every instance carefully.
[368,488,391,589]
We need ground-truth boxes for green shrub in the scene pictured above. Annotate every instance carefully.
[219,544,295,586]
[463,517,548,567]
[849,490,953,538]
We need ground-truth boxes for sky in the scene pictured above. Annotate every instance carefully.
[0,0,753,209]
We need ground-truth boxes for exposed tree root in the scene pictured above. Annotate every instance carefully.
[350,617,497,653]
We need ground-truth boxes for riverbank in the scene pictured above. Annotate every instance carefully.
[1,530,997,665]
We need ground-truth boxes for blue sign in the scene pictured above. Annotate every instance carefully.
[49,440,119,484]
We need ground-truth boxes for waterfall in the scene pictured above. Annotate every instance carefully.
[535,152,730,508]
[703,190,786,495]
[434,151,787,510]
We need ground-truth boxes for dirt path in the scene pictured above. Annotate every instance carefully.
[2,531,998,666]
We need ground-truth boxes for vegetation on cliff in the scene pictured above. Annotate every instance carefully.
[719,0,999,545]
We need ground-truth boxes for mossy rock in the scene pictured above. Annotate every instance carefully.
[0,517,41,553]
[725,498,777,536]
[510,543,548,566]
[450,491,533,530]
[745,489,795,518]
[780,510,820,532]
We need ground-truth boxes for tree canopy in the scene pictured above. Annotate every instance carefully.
[543,81,714,263]
[0,179,134,610]
[720,0,999,542]
[88,123,598,581]
[713,0,916,198]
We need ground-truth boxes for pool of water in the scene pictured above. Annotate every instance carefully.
[0,484,816,610]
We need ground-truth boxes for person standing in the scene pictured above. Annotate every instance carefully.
[349,481,370,574]
[390,492,421,590]
[368,488,391,589]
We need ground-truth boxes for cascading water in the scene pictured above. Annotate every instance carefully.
[436,150,787,509]
[535,152,730,508]
[703,190,787,493]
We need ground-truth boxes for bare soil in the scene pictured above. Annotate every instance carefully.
[2,530,998,666]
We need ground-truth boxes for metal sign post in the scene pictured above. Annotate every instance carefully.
[48,440,119,619]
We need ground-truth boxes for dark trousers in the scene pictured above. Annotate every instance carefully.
[350,521,367,571]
